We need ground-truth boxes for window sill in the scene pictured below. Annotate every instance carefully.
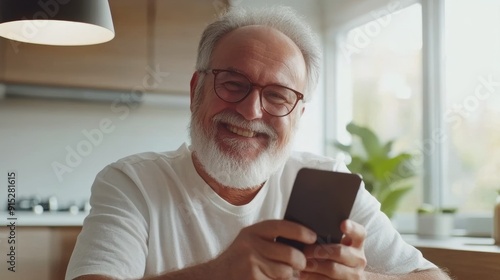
[403,234,500,253]
[393,212,493,237]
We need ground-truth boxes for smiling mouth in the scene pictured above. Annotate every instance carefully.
[226,124,256,138]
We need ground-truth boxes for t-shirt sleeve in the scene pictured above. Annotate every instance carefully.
[65,165,150,280]
[334,162,436,274]
[349,185,436,274]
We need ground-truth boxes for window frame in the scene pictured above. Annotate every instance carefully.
[324,0,492,236]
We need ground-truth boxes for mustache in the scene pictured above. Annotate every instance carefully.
[212,111,278,139]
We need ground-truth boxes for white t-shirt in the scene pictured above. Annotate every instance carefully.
[66,143,435,279]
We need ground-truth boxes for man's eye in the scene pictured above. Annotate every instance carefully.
[223,81,248,92]
[264,91,290,104]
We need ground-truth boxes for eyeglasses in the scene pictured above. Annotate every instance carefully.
[205,69,304,117]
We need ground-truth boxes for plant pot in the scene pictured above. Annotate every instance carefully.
[417,213,454,238]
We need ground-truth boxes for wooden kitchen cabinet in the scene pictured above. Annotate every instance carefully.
[0,40,5,81]
[0,0,227,94]
[0,0,149,91]
[0,226,51,279]
[0,226,81,280]
[152,0,222,94]
[51,227,82,280]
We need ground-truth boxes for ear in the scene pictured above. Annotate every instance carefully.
[189,71,200,112]
[299,104,305,117]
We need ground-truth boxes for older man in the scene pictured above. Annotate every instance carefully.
[66,7,451,280]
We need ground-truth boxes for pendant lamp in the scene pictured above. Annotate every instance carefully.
[0,0,115,46]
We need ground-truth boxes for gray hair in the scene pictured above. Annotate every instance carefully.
[194,6,322,102]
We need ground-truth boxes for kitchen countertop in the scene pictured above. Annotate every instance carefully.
[0,211,87,226]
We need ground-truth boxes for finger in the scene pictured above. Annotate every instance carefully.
[251,220,317,244]
[299,271,331,280]
[248,250,298,280]
[248,261,275,280]
[302,243,341,261]
[301,259,357,279]
[259,260,297,280]
[254,235,308,270]
[303,243,366,268]
[340,220,366,248]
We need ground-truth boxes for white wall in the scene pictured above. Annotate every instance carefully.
[0,96,191,210]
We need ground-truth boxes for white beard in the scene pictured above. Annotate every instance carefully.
[189,110,296,189]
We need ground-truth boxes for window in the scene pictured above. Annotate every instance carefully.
[331,3,424,214]
[443,0,500,213]
[328,0,500,235]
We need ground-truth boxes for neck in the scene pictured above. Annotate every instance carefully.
[191,153,264,206]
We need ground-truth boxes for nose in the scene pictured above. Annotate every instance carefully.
[235,87,264,120]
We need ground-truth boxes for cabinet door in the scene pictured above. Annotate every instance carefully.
[51,227,82,280]
[152,0,223,94]
[0,227,52,280]
[0,0,149,91]
[0,226,81,280]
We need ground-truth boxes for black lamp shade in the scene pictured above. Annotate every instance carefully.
[0,0,115,46]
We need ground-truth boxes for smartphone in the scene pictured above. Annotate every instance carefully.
[277,168,362,250]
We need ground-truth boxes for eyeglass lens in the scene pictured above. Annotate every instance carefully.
[213,70,299,117]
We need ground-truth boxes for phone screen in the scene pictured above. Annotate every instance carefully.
[277,168,361,250]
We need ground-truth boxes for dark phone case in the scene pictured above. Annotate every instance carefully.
[277,168,361,250]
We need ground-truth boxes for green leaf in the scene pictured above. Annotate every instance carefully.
[440,207,458,214]
[331,122,417,217]
[417,203,436,214]
[364,181,375,193]
[379,184,413,218]
[333,141,351,153]
[346,122,384,159]
[347,156,364,174]
[371,153,414,183]
[382,141,393,156]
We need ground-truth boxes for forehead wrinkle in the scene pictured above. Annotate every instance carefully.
[211,25,306,92]
[225,53,303,91]
[242,37,304,90]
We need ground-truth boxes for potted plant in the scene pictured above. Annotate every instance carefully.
[333,122,416,219]
[417,204,457,238]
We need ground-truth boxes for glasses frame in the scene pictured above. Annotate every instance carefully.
[204,68,304,117]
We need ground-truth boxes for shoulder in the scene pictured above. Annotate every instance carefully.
[106,143,191,173]
[86,144,193,226]
[91,143,192,198]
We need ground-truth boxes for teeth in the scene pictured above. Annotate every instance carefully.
[227,124,256,137]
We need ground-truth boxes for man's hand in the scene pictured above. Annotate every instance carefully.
[210,220,317,279]
[300,220,367,279]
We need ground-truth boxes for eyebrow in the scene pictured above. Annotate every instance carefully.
[223,66,294,89]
